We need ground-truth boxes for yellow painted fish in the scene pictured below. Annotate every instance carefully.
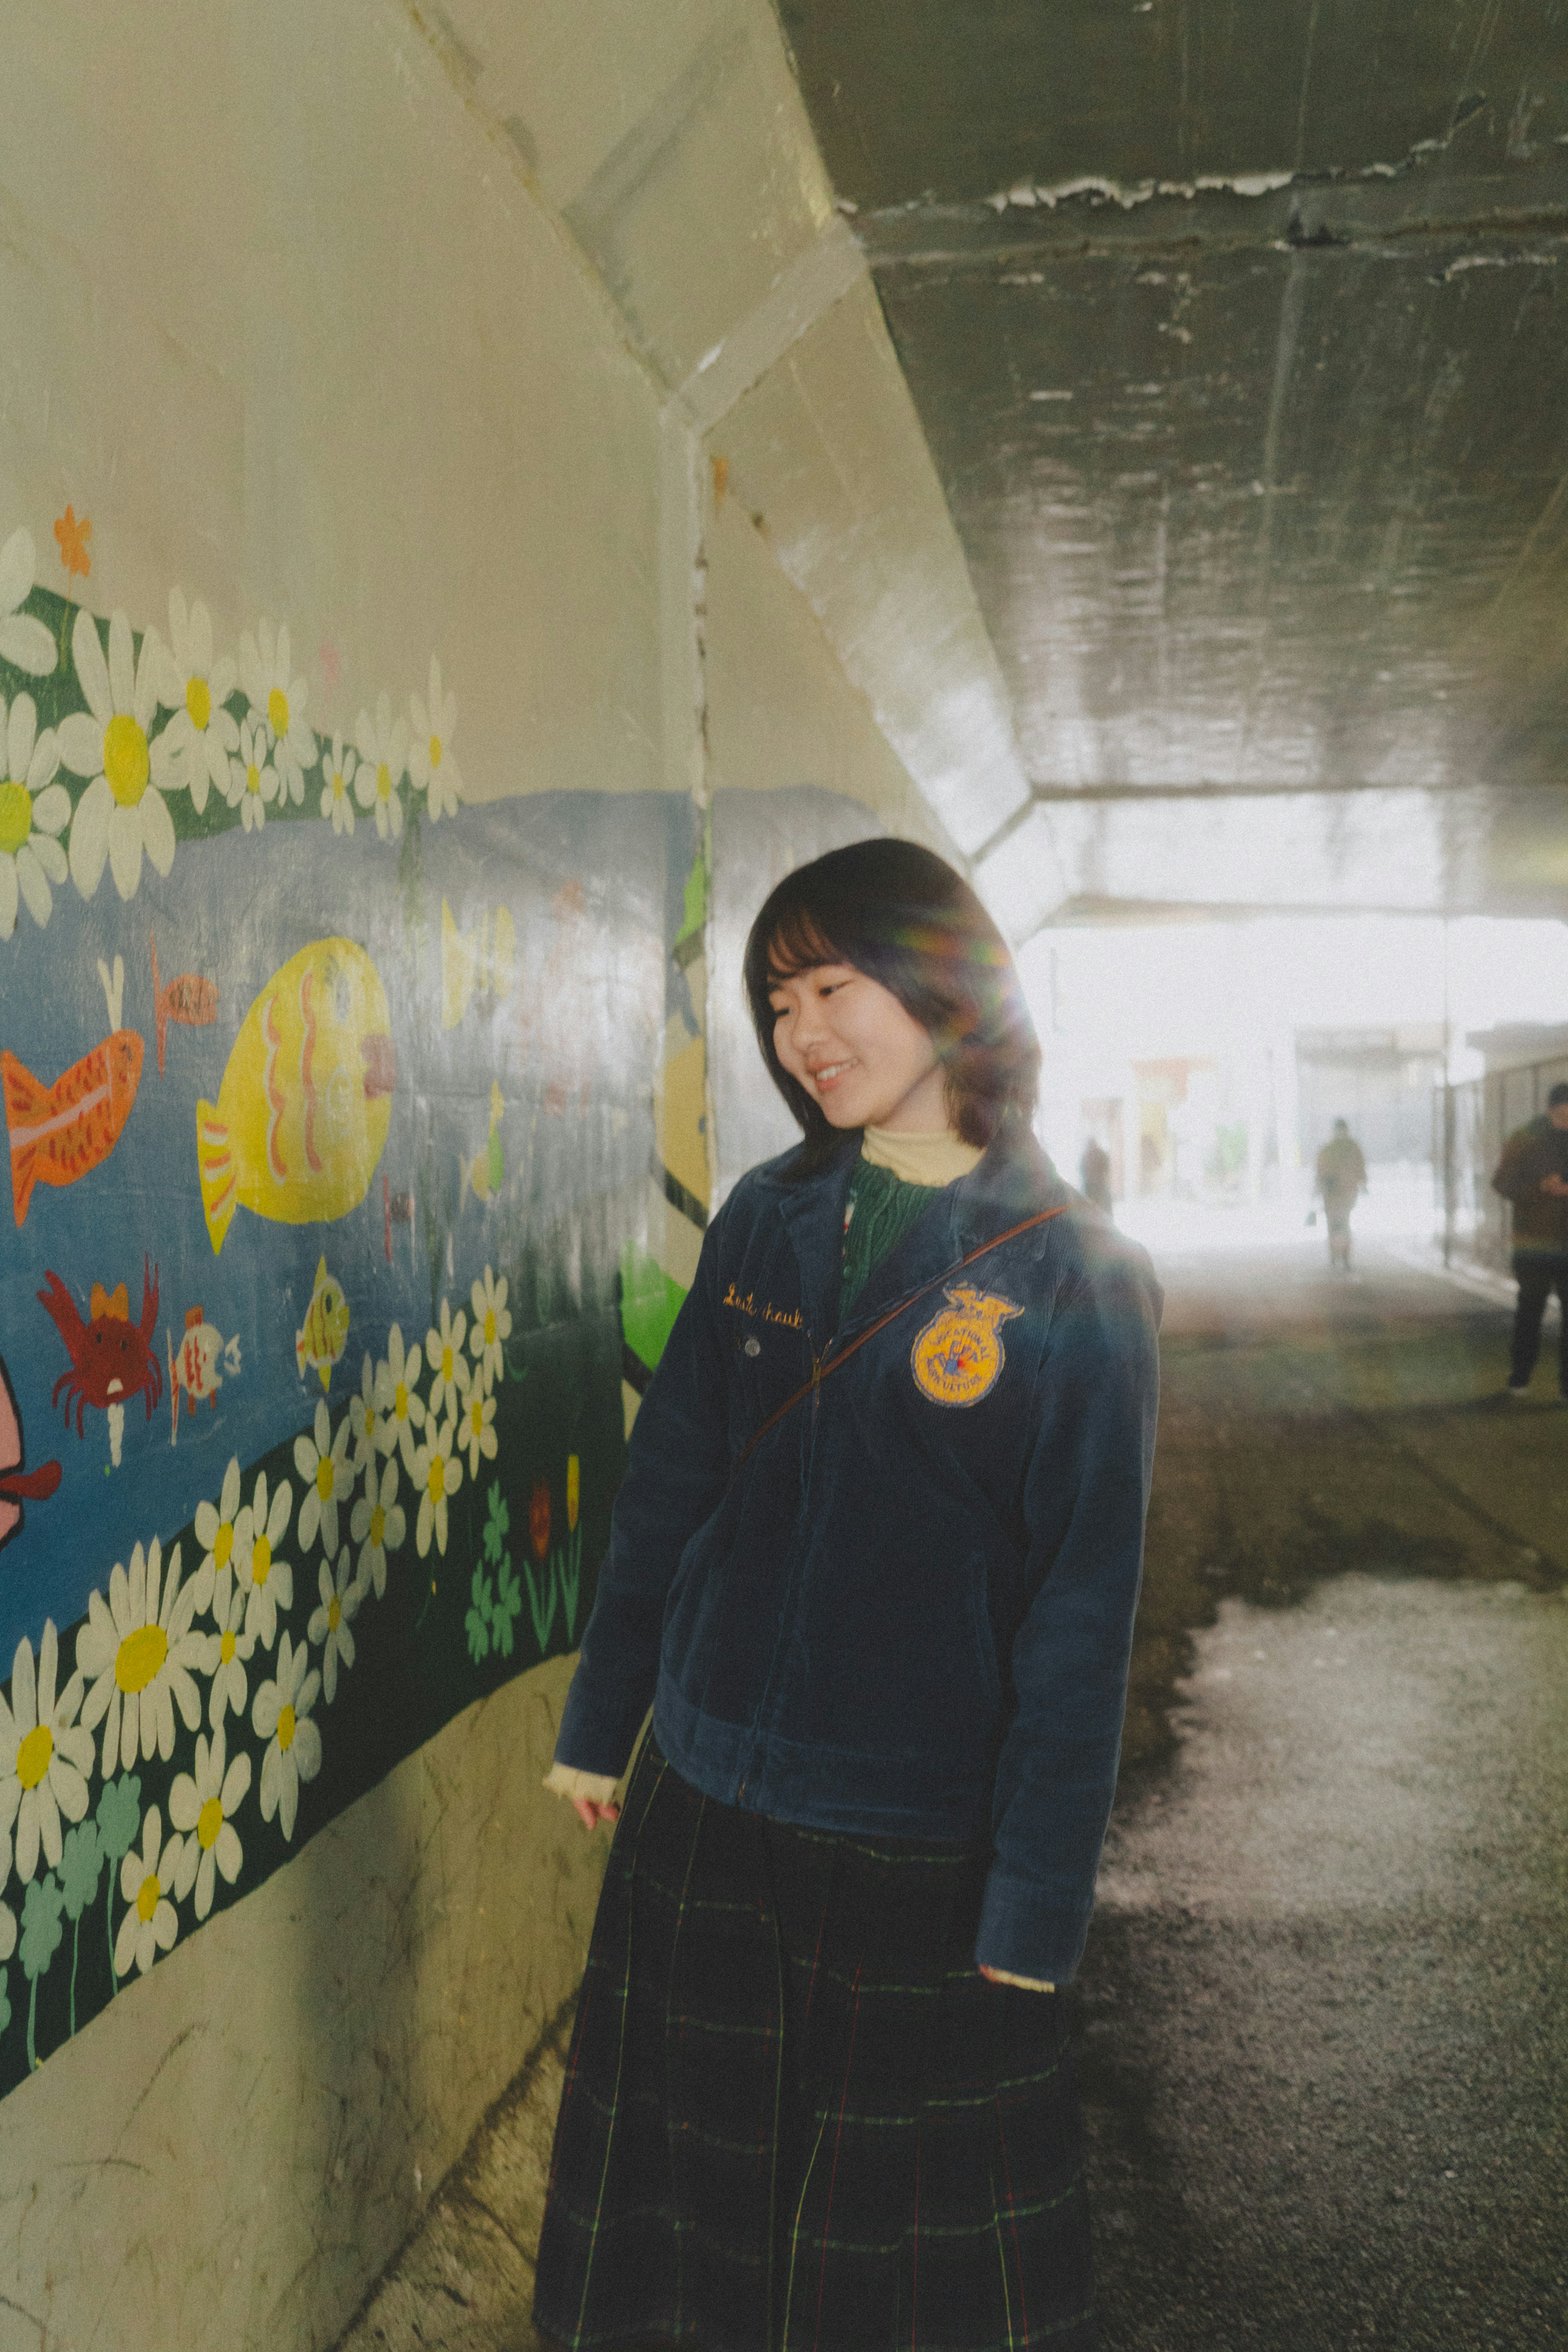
[196,937,396,1254]
[295,1254,350,1391]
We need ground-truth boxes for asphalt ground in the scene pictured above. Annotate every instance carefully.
[1078,1235,1568,2352]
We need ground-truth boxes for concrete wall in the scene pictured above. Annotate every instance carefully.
[0,4,1020,2345]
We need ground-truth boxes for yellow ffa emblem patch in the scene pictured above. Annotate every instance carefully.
[910,1283,1024,1408]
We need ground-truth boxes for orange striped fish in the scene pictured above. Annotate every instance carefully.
[1,1030,144,1226]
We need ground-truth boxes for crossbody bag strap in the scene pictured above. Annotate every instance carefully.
[727,1203,1069,1483]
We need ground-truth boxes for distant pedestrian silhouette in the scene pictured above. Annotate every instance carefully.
[1492,1079,1568,1397]
[1314,1119,1366,1272]
[1079,1137,1113,1215]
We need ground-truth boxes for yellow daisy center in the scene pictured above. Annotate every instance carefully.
[246,761,261,795]
[427,1458,445,1505]
[105,712,150,807]
[332,768,345,800]
[365,1407,377,1442]
[136,1871,160,1924]
[327,1595,341,1633]
[220,1628,236,1664]
[198,1795,223,1850]
[0,781,31,855]
[394,1381,408,1419]
[277,1703,296,1752]
[377,762,391,801]
[252,1534,272,1587]
[316,1458,334,1503]
[370,1503,386,1546]
[187,674,212,731]
[214,1522,233,1571]
[429,732,442,771]
[468,1399,482,1438]
[484,1309,497,1344]
[116,1623,168,1695]
[441,1345,454,1381]
[16,1722,52,1790]
[267,686,290,738]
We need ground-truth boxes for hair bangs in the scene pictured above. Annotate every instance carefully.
[762,901,842,985]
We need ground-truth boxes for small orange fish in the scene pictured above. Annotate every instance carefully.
[1,1031,143,1226]
[150,930,218,1078]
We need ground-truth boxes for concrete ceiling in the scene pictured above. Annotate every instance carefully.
[777,1,1568,932]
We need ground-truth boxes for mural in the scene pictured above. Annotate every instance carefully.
[0,521,704,2100]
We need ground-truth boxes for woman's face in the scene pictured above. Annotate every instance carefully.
[767,962,950,1133]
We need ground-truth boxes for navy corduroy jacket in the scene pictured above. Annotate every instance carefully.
[554,1126,1162,1984]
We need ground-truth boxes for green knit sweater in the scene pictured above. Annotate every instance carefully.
[840,1158,940,1313]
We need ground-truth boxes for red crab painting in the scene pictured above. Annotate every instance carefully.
[38,1259,163,1439]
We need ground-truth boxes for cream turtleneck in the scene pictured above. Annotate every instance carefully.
[860,1124,982,1187]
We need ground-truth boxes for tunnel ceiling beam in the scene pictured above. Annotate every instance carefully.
[776,0,1568,932]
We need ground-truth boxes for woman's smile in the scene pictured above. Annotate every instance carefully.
[768,963,949,1132]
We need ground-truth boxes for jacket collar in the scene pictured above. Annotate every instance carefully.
[775,1139,858,1346]
[773,1123,1066,1344]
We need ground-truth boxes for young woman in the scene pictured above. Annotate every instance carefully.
[534,837,1161,2352]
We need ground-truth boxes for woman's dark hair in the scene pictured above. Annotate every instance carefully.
[742,837,1041,1175]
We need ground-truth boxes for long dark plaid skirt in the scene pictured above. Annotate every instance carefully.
[533,1737,1096,2352]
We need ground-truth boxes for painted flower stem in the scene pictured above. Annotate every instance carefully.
[26,1975,37,2073]
[69,1918,80,2037]
[524,1552,558,1654]
[105,1875,118,1995]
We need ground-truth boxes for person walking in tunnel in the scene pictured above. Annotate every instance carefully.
[532,839,1161,2352]
[1492,1080,1568,1398]
[1079,1133,1114,1216]
[1314,1117,1367,1273]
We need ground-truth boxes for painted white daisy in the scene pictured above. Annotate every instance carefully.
[348,1353,381,1475]
[58,607,175,901]
[307,1547,361,1704]
[195,1456,249,1587]
[351,1456,405,1602]
[424,1298,470,1425]
[76,1540,210,1778]
[0,1622,91,1885]
[0,1900,14,1963]
[148,587,238,814]
[294,1398,354,1560]
[170,1724,250,1922]
[457,1384,497,1480]
[374,1325,426,1475]
[0,527,55,674]
[252,1631,322,1842]
[408,654,462,819]
[0,691,69,940]
[228,714,278,834]
[199,1565,255,1732]
[353,691,408,843]
[239,616,315,803]
[468,1266,512,1390]
[413,1417,463,1559]
[238,1471,294,1650]
[114,1804,185,1978]
[320,731,356,836]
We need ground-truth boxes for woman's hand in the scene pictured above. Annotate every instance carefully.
[572,1797,621,1831]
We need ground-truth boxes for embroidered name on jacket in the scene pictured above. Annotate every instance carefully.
[910,1283,1024,1406]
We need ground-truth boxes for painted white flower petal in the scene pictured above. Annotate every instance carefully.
[69,774,112,897]
[107,802,144,900]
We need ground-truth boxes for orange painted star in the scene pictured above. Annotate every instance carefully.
[53,504,91,581]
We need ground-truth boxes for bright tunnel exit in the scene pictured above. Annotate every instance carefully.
[1016,912,1568,1257]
